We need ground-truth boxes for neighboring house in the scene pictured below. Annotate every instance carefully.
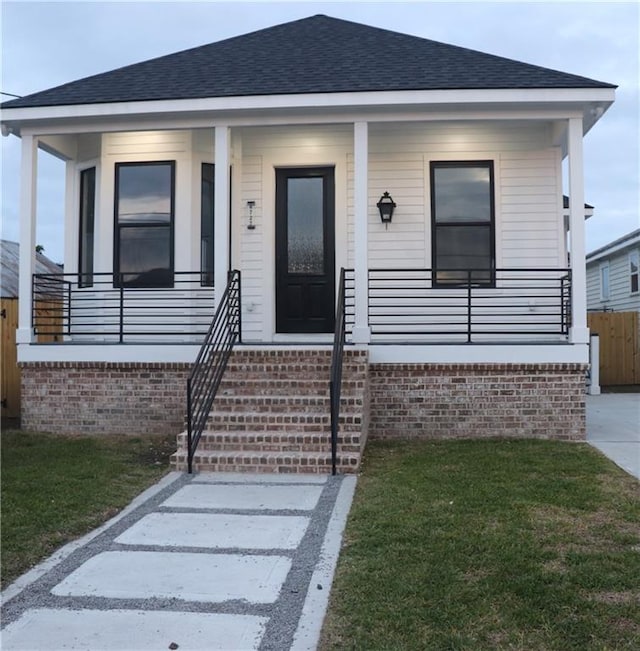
[586,229,640,312]
[0,15,616,471]
[1,240,62,419]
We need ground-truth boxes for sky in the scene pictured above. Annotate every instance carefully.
[1,0,638,264]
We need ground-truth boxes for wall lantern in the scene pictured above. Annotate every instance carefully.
[376,192,396,229]
[247,200,256,230]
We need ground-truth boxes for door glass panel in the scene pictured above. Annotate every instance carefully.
[287,177,324,274]
[433,166,491,223]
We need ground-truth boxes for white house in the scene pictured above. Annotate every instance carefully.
[587,229,640,313]
[0,15,616,472]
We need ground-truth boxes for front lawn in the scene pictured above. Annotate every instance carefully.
[1,430,175,588]
[321,440,640,650]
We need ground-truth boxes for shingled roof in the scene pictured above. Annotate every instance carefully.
[2,15,614,110]
[1,240,62,298]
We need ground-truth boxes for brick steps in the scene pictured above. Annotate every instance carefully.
[172,347,369,474]
[176,430,363,453]
[171,449,360,475]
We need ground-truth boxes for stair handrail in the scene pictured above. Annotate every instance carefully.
[187,270,241,473]
[329,268,346,476]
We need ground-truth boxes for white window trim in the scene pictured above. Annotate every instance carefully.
[629,250,639,295]
[599,261,610,301]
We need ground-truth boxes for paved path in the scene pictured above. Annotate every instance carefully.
[587,393,640,479]
[1,472,356,651]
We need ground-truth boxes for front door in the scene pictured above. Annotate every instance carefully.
[275,167,335,333]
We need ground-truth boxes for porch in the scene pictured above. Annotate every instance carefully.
[31,266,572,345]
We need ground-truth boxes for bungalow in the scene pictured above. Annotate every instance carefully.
[0,15,616,473]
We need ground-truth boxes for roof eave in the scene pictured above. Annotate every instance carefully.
[1,87,616,135]
[586,231,640,263]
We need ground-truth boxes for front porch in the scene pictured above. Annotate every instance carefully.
[31,266,572,346]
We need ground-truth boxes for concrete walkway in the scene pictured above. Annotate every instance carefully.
[1,472,357,651]
[587,393,640,479]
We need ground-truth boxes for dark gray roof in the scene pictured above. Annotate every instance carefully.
[1,240,62,298]
[2,15,615,110]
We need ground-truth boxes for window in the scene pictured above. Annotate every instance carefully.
[430,161,495,286]
[78,167,96,288]
[114,161,174,287]
[600,262,610,301]
[201,163,214,286]
[630,251,639,294]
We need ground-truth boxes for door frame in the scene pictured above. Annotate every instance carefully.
[274,166,336,334]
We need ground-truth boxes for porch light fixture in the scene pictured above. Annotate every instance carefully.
[377,191,396,228]
[247,200,256,230]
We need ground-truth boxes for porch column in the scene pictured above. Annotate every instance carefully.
[352,121,371,343]
[214,125,230,310]
[567,117,588,344]
[17,134,38,344]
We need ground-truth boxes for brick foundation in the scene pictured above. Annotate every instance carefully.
[20,359,587,443]
[369,363,587,441]
[20,362,190,435]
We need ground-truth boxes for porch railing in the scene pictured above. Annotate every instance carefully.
[187,270,241,474]
[362,268,572,342]
[32,271,217,343]
[329,268,347,476]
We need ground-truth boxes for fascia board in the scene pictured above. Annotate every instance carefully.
[1,87,616,126]
[587,235,640,263]
[12,108,587,137]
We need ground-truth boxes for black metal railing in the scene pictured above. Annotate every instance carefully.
[186,270,241,474]
[363,268,572,342]
[32,272,219,342]
[329,268,347,476]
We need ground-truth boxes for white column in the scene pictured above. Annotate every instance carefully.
[17,134,38,344]
[352,121,371,343]
[588,333,601,395]
[63,160,76,273]
[214,125,230,310]
[567,116,588,344]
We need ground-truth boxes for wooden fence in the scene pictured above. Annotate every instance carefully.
[1,298,63,420]
[588,311,640,386]
[1,298,20,418]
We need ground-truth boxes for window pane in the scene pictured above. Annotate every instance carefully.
[119,226,172,286]
[601,266,610,299]
[78,167,96,288]
[435,225,492,284]
[287,177,324,274]
[433,165,491,223]
[631,252,639,294]
[201,163,215,286]
[117,164,172,224]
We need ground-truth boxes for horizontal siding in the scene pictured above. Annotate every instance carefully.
[239,155,263,341]
[103,131,190,157]
[242,124,353,151]
[499,150,562,268]
[587,248,640,312]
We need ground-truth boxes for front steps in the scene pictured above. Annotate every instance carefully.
[171,348,369,474]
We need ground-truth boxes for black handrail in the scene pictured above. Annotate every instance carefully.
[329,268,346,476]
[31,271,220,342]
[187,270,241,474]
[366,267,572,341]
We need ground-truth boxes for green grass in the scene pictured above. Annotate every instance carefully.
[321,440,640,651]
[1,430,176,588]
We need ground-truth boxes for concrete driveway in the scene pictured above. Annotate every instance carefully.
[587,393,640,479]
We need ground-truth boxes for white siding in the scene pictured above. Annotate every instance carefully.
[500,150,563,268]
[587,246,640,312]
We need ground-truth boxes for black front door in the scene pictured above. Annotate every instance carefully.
[275,167,335,333]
